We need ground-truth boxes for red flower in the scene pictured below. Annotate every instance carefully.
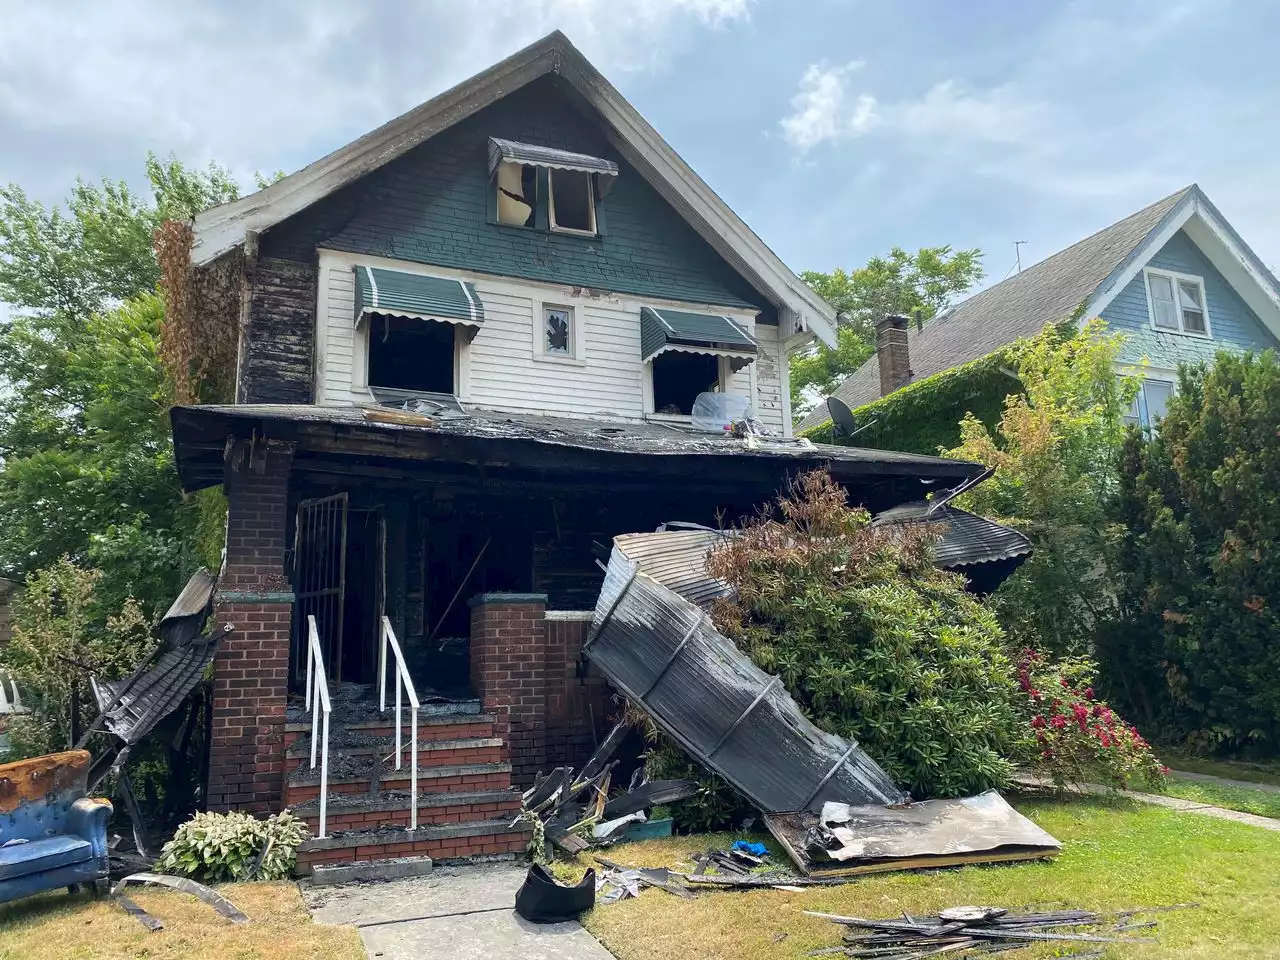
[1083,687,1095,700]
[1031,715,1046,729]
[1028,688,1042,700]
[1050,715,1067,729]
[1160,765,1171,776]
[1060,677,1070,688]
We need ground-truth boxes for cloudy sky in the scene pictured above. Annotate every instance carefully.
[3,0,1278,295]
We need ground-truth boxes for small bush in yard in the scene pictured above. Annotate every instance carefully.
[155,810,309,882]
[1016,649,1167,791]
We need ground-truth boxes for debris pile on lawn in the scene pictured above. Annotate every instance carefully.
[519,719,697,858]
[807,903,1197,958]
[583,528,1061,877]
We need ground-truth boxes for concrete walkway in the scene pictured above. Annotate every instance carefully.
[1016,775,1280,832]
[1170,768,1280,794]
[304,862,615,960]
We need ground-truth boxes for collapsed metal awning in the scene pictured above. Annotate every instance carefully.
[585,532,906,813]
[640,306,758,371]
[354,265,485,338]
[872,502,1033,595]
[487,137,619,197]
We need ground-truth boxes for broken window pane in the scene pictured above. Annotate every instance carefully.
[497,161,536,227]
[550,169,595,233]
[652,352,719,416]
[367,314,455,394]
[544,305,572,355]
[1178,280,1207,333]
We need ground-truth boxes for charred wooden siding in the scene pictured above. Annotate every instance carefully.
[238,258,316,404]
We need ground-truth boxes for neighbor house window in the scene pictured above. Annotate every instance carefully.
[367,314,456,395]
[496,161,536,228]
[1123,378,1174,431]
[1145,268,1210,336]
[651,352,721,416]
[548,169,596,235]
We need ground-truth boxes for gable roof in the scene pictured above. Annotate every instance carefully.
[191,31,836,347]
[799,184,1280,429]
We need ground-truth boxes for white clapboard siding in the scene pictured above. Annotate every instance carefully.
[315,250,794,435]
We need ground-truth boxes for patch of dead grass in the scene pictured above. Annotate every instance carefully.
[0,880,364,960]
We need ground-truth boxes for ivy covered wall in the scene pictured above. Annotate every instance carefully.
[802,352,1018,456]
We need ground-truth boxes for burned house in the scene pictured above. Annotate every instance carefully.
[168,32,990,874]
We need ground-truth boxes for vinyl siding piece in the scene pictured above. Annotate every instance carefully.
[1101,229,1280,367]
[317,252,792,434]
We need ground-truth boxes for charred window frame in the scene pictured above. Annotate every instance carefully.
[649,351,725,417]
[366,313,459,395]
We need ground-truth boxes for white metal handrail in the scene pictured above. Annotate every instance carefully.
[304,615,333,839]
[379,616,420,830]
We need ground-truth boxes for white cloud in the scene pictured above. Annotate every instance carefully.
[778,61,870,152]
[0,0,753,200]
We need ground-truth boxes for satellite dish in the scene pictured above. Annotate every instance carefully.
[826,396,857,438]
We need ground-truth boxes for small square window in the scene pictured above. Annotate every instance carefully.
[543,305,574,357]
[496,161,536,227]
[549,169,596,234]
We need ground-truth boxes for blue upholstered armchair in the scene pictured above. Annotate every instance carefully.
[0,750,114,904]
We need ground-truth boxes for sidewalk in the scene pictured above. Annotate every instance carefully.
[1016,775,1280,832]
[304,862,616,960]
[1169,768,1280,795]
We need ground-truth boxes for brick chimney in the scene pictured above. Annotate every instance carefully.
[875,314,913,396]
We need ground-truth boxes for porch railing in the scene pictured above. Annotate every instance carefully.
[304,615,332,839]
[379,616,420,830]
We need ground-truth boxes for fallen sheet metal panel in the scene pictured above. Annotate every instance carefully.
[610,530,732,610]
[765,791,1060,876]
[585,538,905,812]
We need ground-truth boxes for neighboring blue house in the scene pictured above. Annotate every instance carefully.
[800,185,1280,432]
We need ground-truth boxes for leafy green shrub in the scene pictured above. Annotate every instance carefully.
[1014,649,1166,790]
[1102,351,1280,753]
[155,810,309,882]
[704,470,1023,800]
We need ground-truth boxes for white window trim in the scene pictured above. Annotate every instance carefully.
[1119,372,1176,431]
[1143,267,1212,339]
[547,169,597,236]
[532,299,587,366]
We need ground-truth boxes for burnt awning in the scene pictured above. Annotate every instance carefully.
[873,502,1033,595]
[354,265,484,336]
[487,137,619,197]
[640,306,757,371]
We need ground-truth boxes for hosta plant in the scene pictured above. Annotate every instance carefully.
[155,810,309,882]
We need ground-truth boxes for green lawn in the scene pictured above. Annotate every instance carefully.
[1161,779,1280,820]
[577,797,1280,960]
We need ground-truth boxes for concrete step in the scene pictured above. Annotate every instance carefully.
[295,820,531,875]
[289,787,522,834]
[310,855,435,887]
[285,733,505,768]
[284,760,515,806]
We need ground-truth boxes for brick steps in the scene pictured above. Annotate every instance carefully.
[295,820,531,875]
[284,760,513,805]
[289,787,522,834]
[284,734,506,768]
[283,713,497,749]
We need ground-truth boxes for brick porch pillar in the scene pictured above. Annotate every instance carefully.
[207,438,295,813]
[468,593,548,787]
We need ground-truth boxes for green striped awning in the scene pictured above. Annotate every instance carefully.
[640,306,757,369]
[354,266,484,336]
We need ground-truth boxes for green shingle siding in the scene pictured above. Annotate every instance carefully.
[262,75,775,323]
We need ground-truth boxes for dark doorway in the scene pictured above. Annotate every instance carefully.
[652,351,719,415]
[367,314,455,394]
[341,508,383,685]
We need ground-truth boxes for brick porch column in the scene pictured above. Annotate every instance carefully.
[468,593,548,787]
[208,438,295,813]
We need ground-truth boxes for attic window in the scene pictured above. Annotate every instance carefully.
[549,170,595,234]
[1145,268,1210,337]
[496,162,536,227]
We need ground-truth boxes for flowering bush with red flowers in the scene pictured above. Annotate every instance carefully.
[1015,649,1167,790]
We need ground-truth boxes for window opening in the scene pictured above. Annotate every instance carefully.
[496,161,536,227]
[549,169,595,234]
[367,314,455,394]
[543,305,573,356]
[1146,269,1209,336]
[1123,378,1174,431]
[652,352,719,415]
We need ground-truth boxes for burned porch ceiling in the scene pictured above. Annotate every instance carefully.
[170,404,983,510]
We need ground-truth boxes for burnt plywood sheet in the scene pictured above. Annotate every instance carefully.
[765,790,1060,876]
[585,539,905,813]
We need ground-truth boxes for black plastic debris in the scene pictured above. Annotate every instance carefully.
[514,864,596,923]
